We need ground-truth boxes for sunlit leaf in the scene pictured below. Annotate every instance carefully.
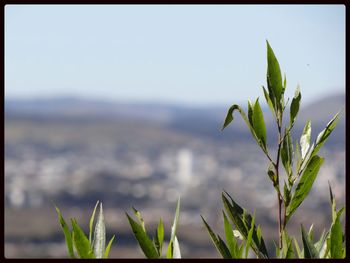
[172,236,181,259]
[312,111,340,158]
[89,200,99,245]
[300,121,311,159]
[170,197,181,245]
[93,203,106,258]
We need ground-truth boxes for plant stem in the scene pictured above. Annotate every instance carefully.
[275,115,283,250]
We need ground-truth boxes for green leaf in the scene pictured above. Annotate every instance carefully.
[172,236,181,259]
[54,205,75,258]
[286,155,324,223]
[267,164,278,190]
[301,224,319,258]
[132,206,146,232]
[71,218,95,258]
[170,197,181,245]
[247,100,254,126]
[282,230,295,258]
[223,211,236,258]
[282,73,287,95]
[222,104,258,140]
[126,213,159,258]
[262,86,275,118]
[281,129,293,178]
[300,121,311,159]
[330,216,343,258]
[201,215,232,258]
[89,200,99,244]
[311,111,340,158]
[283,182,291,208]
[166,197,181,258]
[290,86,301,126]
[222,191,269,258]
[104,235,115,258]
[93,203,106,258]
[308,224,314,242]
[293,237,302,258]
[295,141,302,172]
[245,210,256,258]
[155,218,164,256]
[314,230,328,257]
[266,40,283,108]
[252,98,267,149]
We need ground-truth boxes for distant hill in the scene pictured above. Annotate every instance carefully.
[5,93,345,149]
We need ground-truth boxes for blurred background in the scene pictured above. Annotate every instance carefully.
[4,5,345,258]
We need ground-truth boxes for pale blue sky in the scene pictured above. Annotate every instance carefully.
[5,5,345,105]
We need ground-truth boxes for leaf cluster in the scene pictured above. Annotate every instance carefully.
[126,197,181,258]
[55,201,115,259]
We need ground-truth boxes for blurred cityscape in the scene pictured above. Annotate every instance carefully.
[4,93,345,258]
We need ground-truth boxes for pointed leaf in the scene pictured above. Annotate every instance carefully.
[286,155,324,223]
[315,230,328,257]
[262,86,275,117]
[104,235,115,258]
[308,224,314,242]
[312,111,340,157]
[300,121,311,159]
[290,86,301,126]
[169,197,181,245]
[155,218,164,256]
[71,218,95,258]
[301,225,319,258]
[282,231,295,258]
[222,104,258,141]
[281,129,293,177]
[223,211,236,257]
[201,215,232,258]
[126,213,158,258]
[293,237,302,258]
[330,215,343,258]
[172,236,181,259]
[222,191,269,258]
[89,200,99,244]
[54,205,75,258]
[266,40,283,107]
[245,210,256,258]
[93,203,106,258]
[252,98,267,149]
[132,207,146,232]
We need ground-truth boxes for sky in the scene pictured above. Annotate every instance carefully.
[5,5,345,106]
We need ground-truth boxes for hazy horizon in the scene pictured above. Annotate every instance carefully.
[5,5,345,106]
